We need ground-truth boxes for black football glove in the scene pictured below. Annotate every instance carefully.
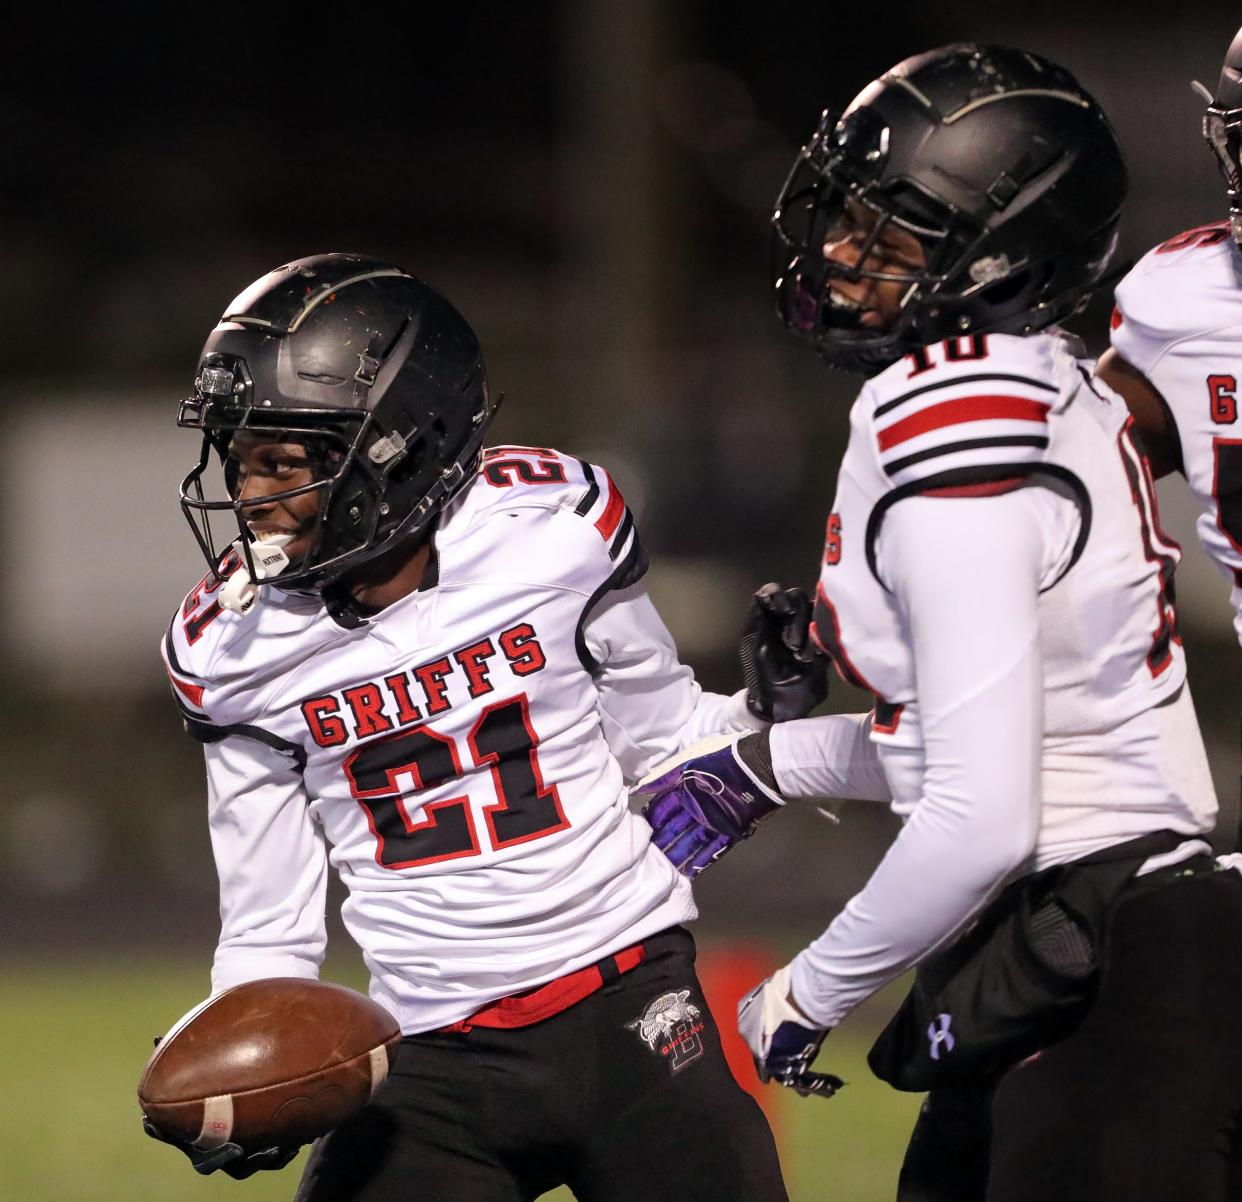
[740,582,828,723]
[142,1117,300,1178]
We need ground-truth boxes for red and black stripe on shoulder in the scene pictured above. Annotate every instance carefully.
[574,459,638,563]
[872,371,1058,483]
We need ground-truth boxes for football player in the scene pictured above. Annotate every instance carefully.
[643,46,1242,1201]
[1097,25,1242,654]
[148,254,806,1200]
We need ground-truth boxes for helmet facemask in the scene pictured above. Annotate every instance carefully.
[177,256,496,610]
[178,353,485,597]
[772,108,987,372]
[772,50,1127,375]
[1204,103,1242,246]
[179,394,377,596]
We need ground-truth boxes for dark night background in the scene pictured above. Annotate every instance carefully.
[2,0,1240,959]
[5,5,1242,1199]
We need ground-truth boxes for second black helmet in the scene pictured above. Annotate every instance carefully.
[772,44,1128,372]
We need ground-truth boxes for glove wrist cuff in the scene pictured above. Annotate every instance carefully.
[733,732,783,802]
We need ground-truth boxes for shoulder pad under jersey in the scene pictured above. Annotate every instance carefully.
[858,333,1062,490]
[455,445,645,574]
[1111,223,1241,375]
[162,554,318,735]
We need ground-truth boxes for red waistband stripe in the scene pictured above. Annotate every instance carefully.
[440,942,646,1033]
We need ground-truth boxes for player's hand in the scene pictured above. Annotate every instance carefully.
[640,742,783,876]
[142,1117,300,1178]
[740,582,828,722]
[737,966,843,1099]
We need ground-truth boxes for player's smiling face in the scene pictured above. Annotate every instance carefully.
[226,430,329,563]
[820,197,927,329]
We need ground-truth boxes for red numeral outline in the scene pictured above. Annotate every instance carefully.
[1117,420,1181,676]
[824,513,842,565]
[1209,374,1238,425]
[345,726,480,869]
[344,693,567,870]
[471,695,570,851]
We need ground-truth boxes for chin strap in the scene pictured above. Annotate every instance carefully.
[218,539,291,616]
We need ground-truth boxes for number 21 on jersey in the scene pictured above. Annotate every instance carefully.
[344,694,569,870]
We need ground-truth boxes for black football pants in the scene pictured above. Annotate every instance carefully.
[897,869,1242,1202]
[293,928,788,1202]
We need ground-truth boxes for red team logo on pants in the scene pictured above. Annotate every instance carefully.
[627,990,706,1073]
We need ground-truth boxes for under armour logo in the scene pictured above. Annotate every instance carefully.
[927,1013,955,1061]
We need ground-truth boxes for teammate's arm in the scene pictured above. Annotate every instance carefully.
[204,735,329,992]
[1095,349,1184,479]
[641,713,890,877]
[766,712,891,802]
[785,490,1046,1027]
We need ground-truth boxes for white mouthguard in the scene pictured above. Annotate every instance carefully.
[217,534,292,616]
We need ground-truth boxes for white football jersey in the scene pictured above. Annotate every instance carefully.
[813,330,1210,864]
[163,446,762,1033]
[1111,223,1242,645]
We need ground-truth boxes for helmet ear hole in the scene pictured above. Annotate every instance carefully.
[390,437,427,486]
[978,267,1035,308]
[431,418,449,463]
[397,419,447,482]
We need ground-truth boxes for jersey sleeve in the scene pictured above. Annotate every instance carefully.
[161,575,326,991]
[561,456,651,667]
[477,447,652,672]
[769,712,892,802]
[204,735,329,993]
[472,448,648,637]
[789,491,1045,1027]
[162,576,313,798]
[1110,277,1175,378]
[478,446,642,567]
[161,597,223,733]
[860,338,1059,490]
[582,581,764,783]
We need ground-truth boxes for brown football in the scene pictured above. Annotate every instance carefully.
[138,978,401,1152]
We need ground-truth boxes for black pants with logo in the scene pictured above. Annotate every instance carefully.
[294,928,788,1202]
[897,869,1242,1202]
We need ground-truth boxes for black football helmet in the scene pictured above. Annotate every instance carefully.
[772,45,1128,372]
[1202,25,1242,246]
[178,253,496,594]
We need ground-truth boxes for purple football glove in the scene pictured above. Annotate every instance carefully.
[641,742,783,876]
